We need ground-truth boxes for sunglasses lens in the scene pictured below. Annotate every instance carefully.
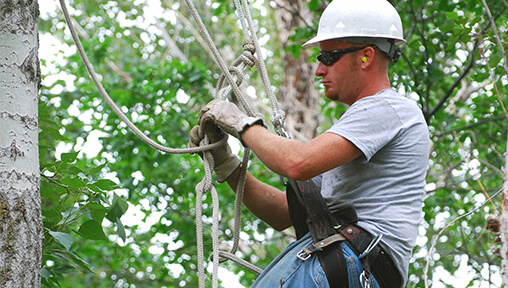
[316,46,373,66]
[317,52,336,66]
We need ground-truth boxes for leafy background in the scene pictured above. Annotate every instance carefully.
[38,0,507,287]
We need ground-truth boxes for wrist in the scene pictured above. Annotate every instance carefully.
[215,156,241,183]
[238,117,266,147]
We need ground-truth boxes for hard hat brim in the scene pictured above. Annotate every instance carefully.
[302,34,405,49]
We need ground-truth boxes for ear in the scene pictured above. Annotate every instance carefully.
[360,46,376,70]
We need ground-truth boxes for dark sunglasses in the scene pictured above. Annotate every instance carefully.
[317,45,376,66]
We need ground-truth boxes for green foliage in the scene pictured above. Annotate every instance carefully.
[38,0,507,287]
[40,100,128,287]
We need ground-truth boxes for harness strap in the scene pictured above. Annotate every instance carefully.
[286,179,349,288]
[286,178,403,288]
[341,224,403,287]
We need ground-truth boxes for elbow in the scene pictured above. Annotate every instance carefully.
[272,222,292,232]
[284,159,313,181]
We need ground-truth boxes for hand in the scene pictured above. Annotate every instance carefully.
[188,125,241,183]
[198,99,265,146]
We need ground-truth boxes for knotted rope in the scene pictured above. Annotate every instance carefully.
[58,0,284,286]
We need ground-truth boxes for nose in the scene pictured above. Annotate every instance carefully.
[315,62,327,77]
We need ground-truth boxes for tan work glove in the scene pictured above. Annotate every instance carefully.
[188,125,241,183]
[198,99,265,147]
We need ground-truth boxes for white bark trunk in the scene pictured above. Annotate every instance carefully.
[0,0,43,287]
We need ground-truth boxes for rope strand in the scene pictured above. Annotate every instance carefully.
[57,0,276,286]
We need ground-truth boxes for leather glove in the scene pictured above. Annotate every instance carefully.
[198,99,265,147]
[188,125,241,183]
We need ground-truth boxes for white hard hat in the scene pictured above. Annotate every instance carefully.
[303,0,405,61]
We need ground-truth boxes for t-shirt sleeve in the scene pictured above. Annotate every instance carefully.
[326,98,403,161]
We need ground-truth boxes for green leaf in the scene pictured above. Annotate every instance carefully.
[41,181,61,201]
[42,207,63,228]
[308,0,320,11]
[78,220,108,241]
[65,251,95,272]
[61,152,79,163]
[60,176,86,190]
[445,11,458,20]
[41,126,67,141]
[88,162,107,175]
[93,179,118,191]
[115,217,126,242]
[83,203,109,222]
[41,268,51,280]
[106,194,129,222]
[48,231,73,251]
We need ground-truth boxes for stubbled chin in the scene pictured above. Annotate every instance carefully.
[324,89,338,101]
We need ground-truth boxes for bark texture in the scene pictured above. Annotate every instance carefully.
[0,0,43,287]
[501,133,508,287]
[271,0,321,142]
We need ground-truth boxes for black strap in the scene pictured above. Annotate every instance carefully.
[285,179,308,240]
[286,179,403,288]
[286,179,349,287]
[341,224,403,287]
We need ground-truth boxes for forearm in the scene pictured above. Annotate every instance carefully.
[241,125,363,181]
[240,125,314,180]
[225,169,291,231]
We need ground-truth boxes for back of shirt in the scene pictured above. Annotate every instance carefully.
[313,89,430,286]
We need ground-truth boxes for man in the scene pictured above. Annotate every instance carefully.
[189,0,429,287]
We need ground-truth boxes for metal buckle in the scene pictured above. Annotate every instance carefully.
[360,270,371,288]
[274,118,290,139]
[296,248,312,261]
[359,234,383,259]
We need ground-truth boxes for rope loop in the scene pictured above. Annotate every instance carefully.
[240,40,256,67]
[58,0,273,285]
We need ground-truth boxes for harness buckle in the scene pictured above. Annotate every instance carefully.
[359,234,383,259]
[360,270,371,288]
[297,234,347,261]
[297,248,313,261]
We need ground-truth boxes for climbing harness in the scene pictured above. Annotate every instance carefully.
[285,178,403,288]
[58,0,284,287]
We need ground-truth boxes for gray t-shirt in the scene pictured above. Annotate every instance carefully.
[312,89,429,286]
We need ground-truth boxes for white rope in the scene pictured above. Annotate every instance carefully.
[234,0,287,134]
[58,0,225,156]
[57,0,281,286]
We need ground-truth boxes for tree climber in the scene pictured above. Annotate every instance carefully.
[189,0,430,287]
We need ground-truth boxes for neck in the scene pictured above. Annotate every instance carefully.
[352,72,391,104]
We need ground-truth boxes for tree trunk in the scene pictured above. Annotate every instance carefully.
[272,0,321,142]
[0,0,43,287]
[501,132,508,287]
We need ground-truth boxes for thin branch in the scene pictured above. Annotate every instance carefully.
[454,131,497,212]
[105,58,133,83]
[481,0,508,80]
[432,116,505,138]
[478,158,504,176]
[271,0,314,29]
[424,188,503,288]
[427,40,479,120]
[146,0,188,62]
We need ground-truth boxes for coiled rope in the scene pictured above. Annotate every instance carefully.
[58,0,284,287]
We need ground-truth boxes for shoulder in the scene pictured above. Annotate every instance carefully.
[351,89,425,124]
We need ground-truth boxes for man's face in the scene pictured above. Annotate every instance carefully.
[315,40,362,105]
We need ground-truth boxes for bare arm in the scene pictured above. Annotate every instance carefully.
[241,125,362,181]
[225,169,291,231]
[222,125,361,230]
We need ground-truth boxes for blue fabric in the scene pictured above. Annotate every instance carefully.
[251,233,380,288]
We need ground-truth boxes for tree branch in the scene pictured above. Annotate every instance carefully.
[426,40,479,121]
[432,116,505,138]
[424,188,503,288]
